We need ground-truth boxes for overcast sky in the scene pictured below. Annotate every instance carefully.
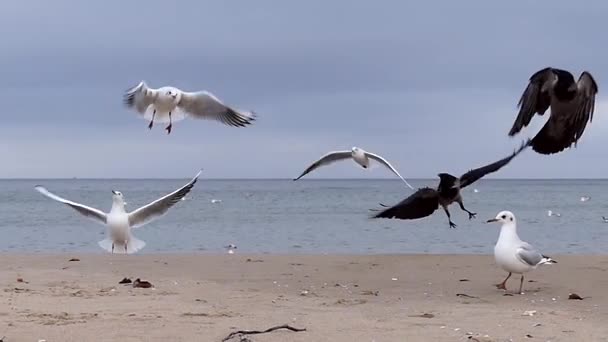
[1,0,607,179]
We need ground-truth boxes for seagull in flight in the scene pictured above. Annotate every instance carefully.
[508,67,598,155]
[124,81,256,134]
[293,147,414,189]
[487,210,557,294]
[34,170,202,254]
[371,140,530,228]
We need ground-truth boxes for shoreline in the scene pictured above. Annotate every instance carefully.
[1,254,606,341]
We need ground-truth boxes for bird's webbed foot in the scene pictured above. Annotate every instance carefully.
[449,220,457,229]
[467,211,477,220]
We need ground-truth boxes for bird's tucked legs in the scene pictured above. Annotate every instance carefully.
[496,272,511,290]
[148,110,156,130]
[518,275,525,294]
[165,112,172,134]
[442,206,457,228]
[457,200,477,220]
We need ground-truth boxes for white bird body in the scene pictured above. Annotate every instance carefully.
[351,147,370,168]
[488,210,556,293]
[35,170,202,254]
[294,146,413,189]
[494,222,534,274]
[124,81,256,134]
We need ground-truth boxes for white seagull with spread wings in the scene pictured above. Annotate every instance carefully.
[124,81,256,134]
[293,146,413,189]
[34,170,202,254]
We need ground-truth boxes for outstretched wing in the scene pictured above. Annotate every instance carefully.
[370,187,439,220]
[177,91,256,127]
[571,71,598,143]
[459,140,530,189]
[365,152,414,190]
[508,68,556,136]
[128,170,202,228]
[34,186,107,225]
[293,151,352,180]
[123,81,157,114]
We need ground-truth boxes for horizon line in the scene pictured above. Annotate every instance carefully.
[2,177,608,181]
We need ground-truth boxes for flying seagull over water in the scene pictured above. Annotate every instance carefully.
[487,210,557,294]
[508,67,598,155]
[34,170,202,254]
[293,147,414,189]
[371,140,530,228]
[124,81,256,134]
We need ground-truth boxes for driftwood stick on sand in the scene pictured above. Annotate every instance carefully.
[222,324,306,341]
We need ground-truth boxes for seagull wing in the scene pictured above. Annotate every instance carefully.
[177,91,256,127]
[508,67,556,136]
[365,151,414,189]
[459,139,530,189]
[370,187,439,220]
[516,243,544,266]
[128,170,202,229]
[123,81,157,114]
[34,186,107,225]
[293,151,352,181]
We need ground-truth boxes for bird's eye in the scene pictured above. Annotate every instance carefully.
[501,215,506,219]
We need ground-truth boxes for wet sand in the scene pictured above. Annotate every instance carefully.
[0,254,606,342]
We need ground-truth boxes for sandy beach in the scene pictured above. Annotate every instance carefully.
[0,254,606,342]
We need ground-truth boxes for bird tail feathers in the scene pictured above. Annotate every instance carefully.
[539,255,557,265]
[98,237,146,254]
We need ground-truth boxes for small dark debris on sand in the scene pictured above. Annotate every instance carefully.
[133,278,153,288]
[246,258,264,263]
[222,324,306,342]
[409,313,435,318]
[459,279,470,282]
[568,293,584,300]
[119,278,132,284]
[361,290,379,296]
[68,258,80,262]
[456,293,479,299]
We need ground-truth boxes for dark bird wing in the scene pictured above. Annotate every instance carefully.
[529,71,598,155]
[508,68,556,136]
[459,140,530,189]
[370,187,439,220]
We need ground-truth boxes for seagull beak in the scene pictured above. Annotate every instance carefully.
[111,190,117,195]
[486,218,498,223]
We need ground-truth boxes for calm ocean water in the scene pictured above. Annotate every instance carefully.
[1,179,606,255]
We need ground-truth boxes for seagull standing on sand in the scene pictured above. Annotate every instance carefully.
[371,140,530,228]
[124,81,256,134]
[35,170,202,254]
[487,210,557,294]
[293,147,414,189]
[508,67,598,155]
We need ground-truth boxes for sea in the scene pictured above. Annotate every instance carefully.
[1,179,606,255]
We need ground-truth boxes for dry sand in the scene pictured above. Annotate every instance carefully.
[0,254,606,342]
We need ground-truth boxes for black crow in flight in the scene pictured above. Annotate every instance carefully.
[509,67,598,155]
[370,140,530,228]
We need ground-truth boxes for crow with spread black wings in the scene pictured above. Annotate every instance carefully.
[371,140,531,228]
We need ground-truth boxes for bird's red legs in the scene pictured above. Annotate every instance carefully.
[165,112,172,134]
[496,272,511,290]
[148,110,156,129]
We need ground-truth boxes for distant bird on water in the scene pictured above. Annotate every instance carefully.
[35,170,202,254]
[293,147,414,189]
[124,81,256,134]
[487,210,557,294]
[508,67,598,155]
[602,216,608,223]
[371,140,530,228]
